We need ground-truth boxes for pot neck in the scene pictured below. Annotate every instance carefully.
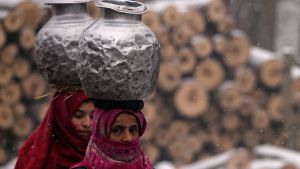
[102,8,141,22]
[51,3,89,16]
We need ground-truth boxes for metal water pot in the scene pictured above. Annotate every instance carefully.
[78,0,161,100]
[35,0,94,85]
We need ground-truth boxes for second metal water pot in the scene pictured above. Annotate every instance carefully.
[78,0,161,100]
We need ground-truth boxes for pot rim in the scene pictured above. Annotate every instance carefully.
[95,0,148,14]
[45,0,93,4]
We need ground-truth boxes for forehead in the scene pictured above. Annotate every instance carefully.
[113,113,138,125]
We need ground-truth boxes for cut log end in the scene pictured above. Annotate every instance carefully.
[192,35,213,58]
[194,58,224,90]
[252,109,270,129]
[260,59,283,88]
[235,66,256,93]
[142,144,160,163]
[161,44,175,61]
[15,1,44,29]
[174,80,208,118]
[0,83,21,105]
[177,48,196,74]
[19,28,36,50]
[3,12,23,33]
[158,63,181,92]
[224,31,250,67]
[22,73,47,99]
[0,65,13,86]
[206,0,227,23]
[183,9,206,33]
[218,81,242,111]
[162,5,182,28]
[13,57,30,79]
[0,43,19,66]
[0,104,14,129]
[13,116,34,138]
[267,95,283,120]
[0,25,6,49]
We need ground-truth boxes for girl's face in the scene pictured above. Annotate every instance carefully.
[109,113,139,143]
[71,101,95,137]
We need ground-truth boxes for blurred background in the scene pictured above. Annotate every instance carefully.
[1,0,300,169]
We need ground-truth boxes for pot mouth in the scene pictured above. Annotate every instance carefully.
[45,0,92,4]
[95,0,148,14]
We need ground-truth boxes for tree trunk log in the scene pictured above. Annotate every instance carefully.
[13,57,30,79]
[206,0,227,23]
[250,47,283,88]
[174,80,208,118]
[191,35,213,58]
[0,104,14,130]
[161,44,175,61]
[267,95,283,120]
[21,73,47,99]
[218,81,242,111]
[223,30,250,68]
[0,25,6,50]
[194,58,225,90]
[0,83,21,105]
[3,11,23,33]
[162,5,182,28]
[158,63,182,92]
[0,65,13,86]
[19,28,35,50]
[234,66,256,93]
[15,1,44,29]
[13,116,34,138]
[183,9,206,34]
[177,47,196,74]
[0,43,18,65]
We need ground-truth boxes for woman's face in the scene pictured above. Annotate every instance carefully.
[109,113,139,143]
[71,101,95,137]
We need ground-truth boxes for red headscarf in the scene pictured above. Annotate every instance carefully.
[71,108,153,169]
[15,90,90,169]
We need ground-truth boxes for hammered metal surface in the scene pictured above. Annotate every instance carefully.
[35,5,93,85]
[78,13,160,100]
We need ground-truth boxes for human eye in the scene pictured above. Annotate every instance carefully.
[74,111,84,118]
[129,125,138,135]
[111,126,122,135]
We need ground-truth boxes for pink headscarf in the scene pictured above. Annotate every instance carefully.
[71,108,153,169]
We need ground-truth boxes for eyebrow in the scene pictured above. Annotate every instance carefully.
[112,124,138,128]
[77,109,95,114]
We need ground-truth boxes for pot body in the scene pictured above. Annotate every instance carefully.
[78,5,160,100]
[35,2,94,85]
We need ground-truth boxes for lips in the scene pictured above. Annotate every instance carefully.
[80,131,91,136]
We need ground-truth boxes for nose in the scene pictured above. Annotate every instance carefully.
[122,130,134,142]
[82,116,92,128]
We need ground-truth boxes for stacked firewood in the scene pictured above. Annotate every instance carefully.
[1,0,300,168]
[0,2,50,165]
[140,0,300,167]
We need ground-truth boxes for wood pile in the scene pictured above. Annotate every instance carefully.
[0,0,299,167]
[140,0,300,166]
[0,1,51,165]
